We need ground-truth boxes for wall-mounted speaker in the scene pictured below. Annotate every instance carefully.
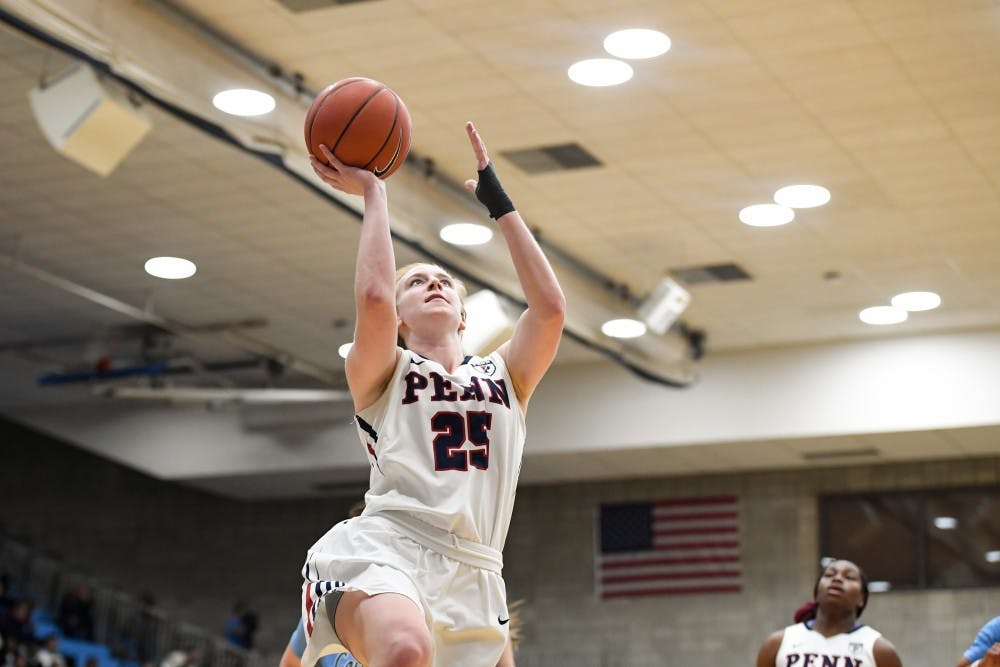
[29,65,152,177]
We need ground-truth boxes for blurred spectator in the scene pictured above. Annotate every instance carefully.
[241,606,258,651]
[57,585,94,641]
[135,591,158,662]
[222,602,256,650]
[32,635,66,667]
[1,636,30,667]
[1,600,36,645]
[0,574,13,614]
[159,646,200,667]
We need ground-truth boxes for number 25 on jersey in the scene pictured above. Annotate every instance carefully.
[432,411,492,471]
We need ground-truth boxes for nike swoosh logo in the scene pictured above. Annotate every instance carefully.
[498,617,509,625]
[373,129,402,177]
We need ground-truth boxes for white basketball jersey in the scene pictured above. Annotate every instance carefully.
[355,349,525,550]
[776,622,882,667]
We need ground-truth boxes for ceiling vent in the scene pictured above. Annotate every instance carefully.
[276,0,380,12]
[501,142,602,174]
[671,262,752,285]
[801,447,880,461]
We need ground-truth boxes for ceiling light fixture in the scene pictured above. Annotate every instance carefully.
[933,516,958,530]
[144,256,196,279]
[868,581,892,593]
[603,29,671,59]
[338,342,352,359]
[212,88,275,116]
[601,318,647,339]
[858,306,907,325]
[891,291,941,312]
[986,550,1000,563]
[774,184,831,208]
[739,204,795,227]
[440,222,493,246]
[568,59,633,87]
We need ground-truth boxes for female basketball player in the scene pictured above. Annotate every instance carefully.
[757,559,903,667]
[302,122,564,667]
[954,617,1000,667]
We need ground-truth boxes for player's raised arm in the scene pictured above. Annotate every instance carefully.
[463,122,566,407]
[310,145,399,411]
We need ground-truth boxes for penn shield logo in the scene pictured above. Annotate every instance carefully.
[471,359,497,376]
[373,128,403,177]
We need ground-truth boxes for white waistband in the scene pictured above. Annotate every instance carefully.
[380,511,503,573]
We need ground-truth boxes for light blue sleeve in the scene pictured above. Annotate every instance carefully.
[965,616,1000,662]
[289,619,307,658]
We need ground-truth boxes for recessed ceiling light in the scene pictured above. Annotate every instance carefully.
[891,291,941,312]
[739,203,795,227]
[601,318,647,338]
[338,342,352,359]
[440,223,493,246]
[774,184,831,208]
[933,516,958,530]
[603,29,671,59]
[986,550,1000,563]
[212,88,276,116]
[144,256,196,280]
[868,581,892,593]
[568,58,633,87]
[858,306,907,325]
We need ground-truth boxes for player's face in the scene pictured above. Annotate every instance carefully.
[396,264,465,332]
[815,560,864,612]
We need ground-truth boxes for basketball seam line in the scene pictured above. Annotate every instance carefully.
[364,94,400,173]
[331,85,387,156]
[305,78,363,155]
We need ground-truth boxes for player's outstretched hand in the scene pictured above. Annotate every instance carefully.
[310,145,381,196]
[463,121,489,189]
[462,122,515,219]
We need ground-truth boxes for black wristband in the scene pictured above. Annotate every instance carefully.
[475,162,515,220]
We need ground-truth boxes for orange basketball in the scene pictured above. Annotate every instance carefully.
[304,77,411,180]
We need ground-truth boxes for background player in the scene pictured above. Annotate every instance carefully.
[954,616,1000,667]
[756,559,903,667]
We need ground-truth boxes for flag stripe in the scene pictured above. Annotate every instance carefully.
[602,584,743,599]
[601,554,740,568]
[654,525,739,537]
[651,538,740,549]
[603,569,742,584]
[651,510,739,521]
[598,495,743,600]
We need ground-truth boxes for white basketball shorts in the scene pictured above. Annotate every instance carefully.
[300,512,509,667]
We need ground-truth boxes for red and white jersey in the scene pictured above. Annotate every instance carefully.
[355,349,525,551]
[776,622,882,667]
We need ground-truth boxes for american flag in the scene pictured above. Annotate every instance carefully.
[596,495,743,600]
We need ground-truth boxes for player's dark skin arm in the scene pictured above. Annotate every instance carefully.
[873,637,904,667]
[756,631,784,667]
